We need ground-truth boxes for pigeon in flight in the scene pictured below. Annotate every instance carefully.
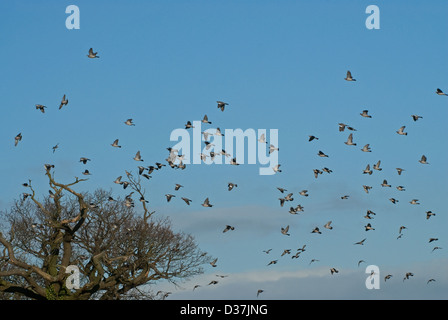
[363,185,372,193]
[165,194,175,202]
[365,223,375,231]
[344,70,356,81]
[228,182,238,191]
[269,144,279,154]
[217,101,228,111]
[133,151,143,161]
[311,227,322,234]
[360,110,372,118]
[59,94,68,110]
[202,198,213,207]
[409,199,420,205]
[330,268,339,275]
[317,150,329,157]
[210,258,218,268]
[363,164,373,175]
[389,198,399,204]
[258,133,267,144]
[223,225,235,233]
[345,133,356,146]
[381,179,391,187]
[411,115,423,121]
[426,211,436,220]
[181,197,192,205]
[281,225,290,236]
[396,126,407,136]
[324,221,333,230]
[403,272,414,281]
[361,144,372,152]
[257,290,264,298]
[35,104,47,113]
[355,238,366,245]
[201,114,212,124]
[185,121,195,129]
[52,143,59,153]
[111,139,121,148]
[87,48,99,58]
[418,155,429,164]
[396,168,405,175]
[277,187,287,193]
[79,157,91,164]
[436,88,448,96]
[308,135,319,142]
[124,119,135,126]
[14,133,22,146]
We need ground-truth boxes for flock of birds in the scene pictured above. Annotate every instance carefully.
[11,48,447,300]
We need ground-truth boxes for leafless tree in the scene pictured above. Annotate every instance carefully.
[0,169,212,300]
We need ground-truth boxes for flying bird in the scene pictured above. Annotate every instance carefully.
[79,157,91,164]
[281,225,290,236]
[363,164,373,175]
[165,194,175,202]
[344,70,356,81]
[228,183,238,191]
[223,225,235,233]
[201,114,212,124]
[436,88,448,96]
[14,133,22,146]
[418,155,429,164]
[210,258,218,268]
[87,48,99,58]
[181,197,192,205]
[396,126,407,136]
[323,221,333,230]
[317,150,329,157]
[202,198,213,207]
[258,133,267,144]
[52,143,59,153]
[361,144,372,152]
[360,110,372,118]
[133,151,143,161]
[330,267,339,275]
[308,135,319,142]
[381,179,391,187]
[426,211,436,220]
[373,160,382,171]
[35,104,47,113]
[396,168,405,175]
[269,144,279,154]
[124,119,135,126]
[217,101,228,111]
[111,139,121,148]
[411,115,423,121]
[403,272,414,281]
[345,133,356,146]
[59,94,68,110]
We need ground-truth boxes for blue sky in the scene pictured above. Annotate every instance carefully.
[0,0,447,299]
